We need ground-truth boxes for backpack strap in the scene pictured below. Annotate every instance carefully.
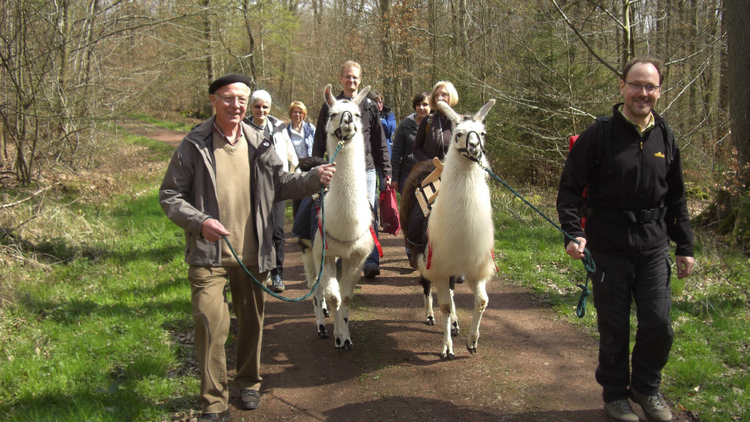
[586,116,612,212]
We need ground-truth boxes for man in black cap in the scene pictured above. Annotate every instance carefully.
[160,74,335,422]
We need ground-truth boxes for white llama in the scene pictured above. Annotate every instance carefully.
[417,99,496,359]
[300,84,374,351]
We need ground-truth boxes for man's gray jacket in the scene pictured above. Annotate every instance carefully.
[159,117,322,272]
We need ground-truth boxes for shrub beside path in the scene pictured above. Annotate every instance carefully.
[125,119,690,422]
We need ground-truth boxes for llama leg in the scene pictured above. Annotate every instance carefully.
[322,255,345,350]
[467,278,489,355]
[421,277,435,326]
[435,279,455,360]
[310,236,330,338]
[449,276,460,336]
[334,254,365,352]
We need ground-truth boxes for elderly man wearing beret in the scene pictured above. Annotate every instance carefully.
[160,74,335,422]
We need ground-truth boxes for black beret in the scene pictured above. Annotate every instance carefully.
[209,74,252,95]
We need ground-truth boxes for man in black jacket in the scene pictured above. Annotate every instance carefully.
[557,57,695,422]
[313,60,392,279]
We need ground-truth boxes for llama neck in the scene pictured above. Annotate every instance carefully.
[326,135,368,202]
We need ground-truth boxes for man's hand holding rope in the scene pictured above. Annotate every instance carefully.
[566,237,587,260]
[317,163,336,186]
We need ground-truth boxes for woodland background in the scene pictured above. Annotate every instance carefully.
[0,0,748,240]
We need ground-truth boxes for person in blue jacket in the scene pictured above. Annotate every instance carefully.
[369,89,396,198]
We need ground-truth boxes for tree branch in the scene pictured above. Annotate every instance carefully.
[0,186,53,209]
[550,0,621,78]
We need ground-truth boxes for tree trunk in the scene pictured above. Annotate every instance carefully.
[242,0,258,89]
[717,0,729,149]
[726,0,750,182]
[0,120,5,168]
[202,0,214,116]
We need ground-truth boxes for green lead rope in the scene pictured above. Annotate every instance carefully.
[221,142,345,302]
[483,166,595,318]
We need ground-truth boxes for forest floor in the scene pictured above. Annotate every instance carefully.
[120,118,693,422]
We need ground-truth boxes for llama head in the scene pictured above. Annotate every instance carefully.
[438,99,496,164]
[324,84,371,143]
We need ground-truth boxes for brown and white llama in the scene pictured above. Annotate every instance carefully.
[300,84,374,351]
[401,99,496,359]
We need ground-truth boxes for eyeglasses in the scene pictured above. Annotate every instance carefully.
[625,82,660,94]
[217,95,249,106]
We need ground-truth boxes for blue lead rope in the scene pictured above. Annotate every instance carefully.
[221,142,345,302]
[483,166,595,318]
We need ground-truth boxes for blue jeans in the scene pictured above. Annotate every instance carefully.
[366,168,380,267]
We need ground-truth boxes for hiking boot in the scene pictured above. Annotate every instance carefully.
[270,274,285,293]
[240,388,261,410]
[630,389,672,422]
[198,411,230,422]
[603,399,639,422]
[363,263,380,278]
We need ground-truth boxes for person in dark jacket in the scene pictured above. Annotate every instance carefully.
[313,61,391,279]
[556,57,695,422]
[405,81,458,265]
[369,89,397,194]
[412,81,458,163]
[390,91,431,193]
[160,74,335,422]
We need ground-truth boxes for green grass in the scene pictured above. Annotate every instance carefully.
[491,187,749,422]
[0,135,198,421]
[129,114,194,133]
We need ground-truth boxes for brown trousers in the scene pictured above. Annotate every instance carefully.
[188,265,266,413]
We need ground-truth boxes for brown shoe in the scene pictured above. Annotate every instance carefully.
[198,411,230,422]
[240,388,260,410]
[603,399,639,422]
[629,389,672,422]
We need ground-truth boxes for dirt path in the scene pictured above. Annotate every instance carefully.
[132,121,689,422]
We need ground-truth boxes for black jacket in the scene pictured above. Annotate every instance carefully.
[556,104,694,257]
[313,91,391,177]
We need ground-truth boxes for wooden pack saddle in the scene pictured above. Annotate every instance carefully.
[415,157,444,217]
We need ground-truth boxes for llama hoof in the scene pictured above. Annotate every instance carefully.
[467,345,478,355]
[335,338,354,351]
[440,351,455,360]
[451,322,460,336]
[425,316,436,326]
[317,325,328,338]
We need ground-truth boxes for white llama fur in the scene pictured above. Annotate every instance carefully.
[417,99,496,359]
[301,84,374,351]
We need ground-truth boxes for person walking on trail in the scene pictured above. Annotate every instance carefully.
[159,74,335,422]
[369,89,397,196]
[556,57,695,422]
[312,60,391,279]
[285,101,316,219]
[405,81,459,269]
[390,91,431,193]
[243,89,299,294]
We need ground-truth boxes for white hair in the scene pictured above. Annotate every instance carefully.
[250,89,272,105]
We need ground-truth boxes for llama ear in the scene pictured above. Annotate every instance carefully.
[473,99,496,123]
[324,84,335,107]
[353,85,370,105]
[437,101,461,125]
